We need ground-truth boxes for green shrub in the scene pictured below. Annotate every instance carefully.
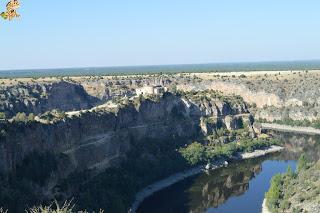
[285,166,295,179]
[266,174,283,210]
[272,117,320,129]
[179,142,205,165]
[180,137,279,165]
[0,112,5,119]
[279,200,291,210]
[12,112,28,122]
[297,154,309,172]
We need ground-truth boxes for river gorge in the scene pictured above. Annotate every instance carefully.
[1,71,320,212]
[137,131,320,213]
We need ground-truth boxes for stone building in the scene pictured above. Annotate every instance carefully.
[136,85,166,96]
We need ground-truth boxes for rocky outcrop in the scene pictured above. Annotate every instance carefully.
[0,92,258,212]
[0,93,194,173]
[0,81,100,117]
[177,72,320,122]
[177,81,283,108]
[0,92,256,174]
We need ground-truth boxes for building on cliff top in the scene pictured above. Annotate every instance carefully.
[136,85,166,96]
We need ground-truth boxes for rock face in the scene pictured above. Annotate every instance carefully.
[254,105,320,122]
[0,93,254,174]
[178,81,283,108]
[177,71,320,122]
[0,93,190,173]
[0,92,257,212]
[178,81,295,122]
[0,81,100,117]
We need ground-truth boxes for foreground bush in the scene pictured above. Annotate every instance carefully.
[1,201,104,213]
[265,157,320,213]
[0,208,8,213]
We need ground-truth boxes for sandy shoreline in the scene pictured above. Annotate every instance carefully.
[262,199,271,213]
[128,145,283,213]
[261,123,320,135]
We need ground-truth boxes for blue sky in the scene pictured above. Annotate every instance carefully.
[0,0,320,70]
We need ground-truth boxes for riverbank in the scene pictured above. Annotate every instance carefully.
[261,123,320,135]
[262,199,271,213]
[128,145,283,213]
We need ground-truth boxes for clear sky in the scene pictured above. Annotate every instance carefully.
[0,0,320,70]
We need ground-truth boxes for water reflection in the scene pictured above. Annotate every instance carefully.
[271,131,320,161]
[138,132,320,213]
[188,158,263,213]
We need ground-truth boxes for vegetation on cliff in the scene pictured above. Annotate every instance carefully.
[265,155,320,213]
[178,89,245,106]
[0,90,258,212]
[179,136,279,165]
[0,112,5,120]
[259,117,320,129]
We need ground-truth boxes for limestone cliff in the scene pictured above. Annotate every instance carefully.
[0,92,255,212]
[0,92,253,173]
[0,81,100,117]
[177,74,320,122]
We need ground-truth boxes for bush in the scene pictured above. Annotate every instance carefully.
[180,137,279,165]
[265,174,283,210]
[12,112,36,123]
[27,201,74,213]
[179,142,205,165]
[12,112,28,122]
[27,200,104,213]
[297,154,309,172]
[279,200,290,210]
[0,129,6,137]
[285,166,295,179]
[272,117,320,129]
[28,113,35,121]
[0,112,5,119]
[0,208,8,213]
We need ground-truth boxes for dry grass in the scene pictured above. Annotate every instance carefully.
[26,200,104,213]
[0,208,8,213]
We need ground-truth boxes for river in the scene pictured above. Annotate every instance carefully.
[137,132,320,213]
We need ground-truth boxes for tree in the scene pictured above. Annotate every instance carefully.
[0,112,5,119]
[286,166,295,179]
[179,142,205,165]
[266,173,283,210]
[27,113,35,121]
[13,112,27,122]
[297,154,308,172]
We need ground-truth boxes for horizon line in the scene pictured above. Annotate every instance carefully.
[1,59,320,72]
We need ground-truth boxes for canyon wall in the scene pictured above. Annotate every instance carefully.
[0,81,100,117]
[0,93,253,174]
[178,78,320,122]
